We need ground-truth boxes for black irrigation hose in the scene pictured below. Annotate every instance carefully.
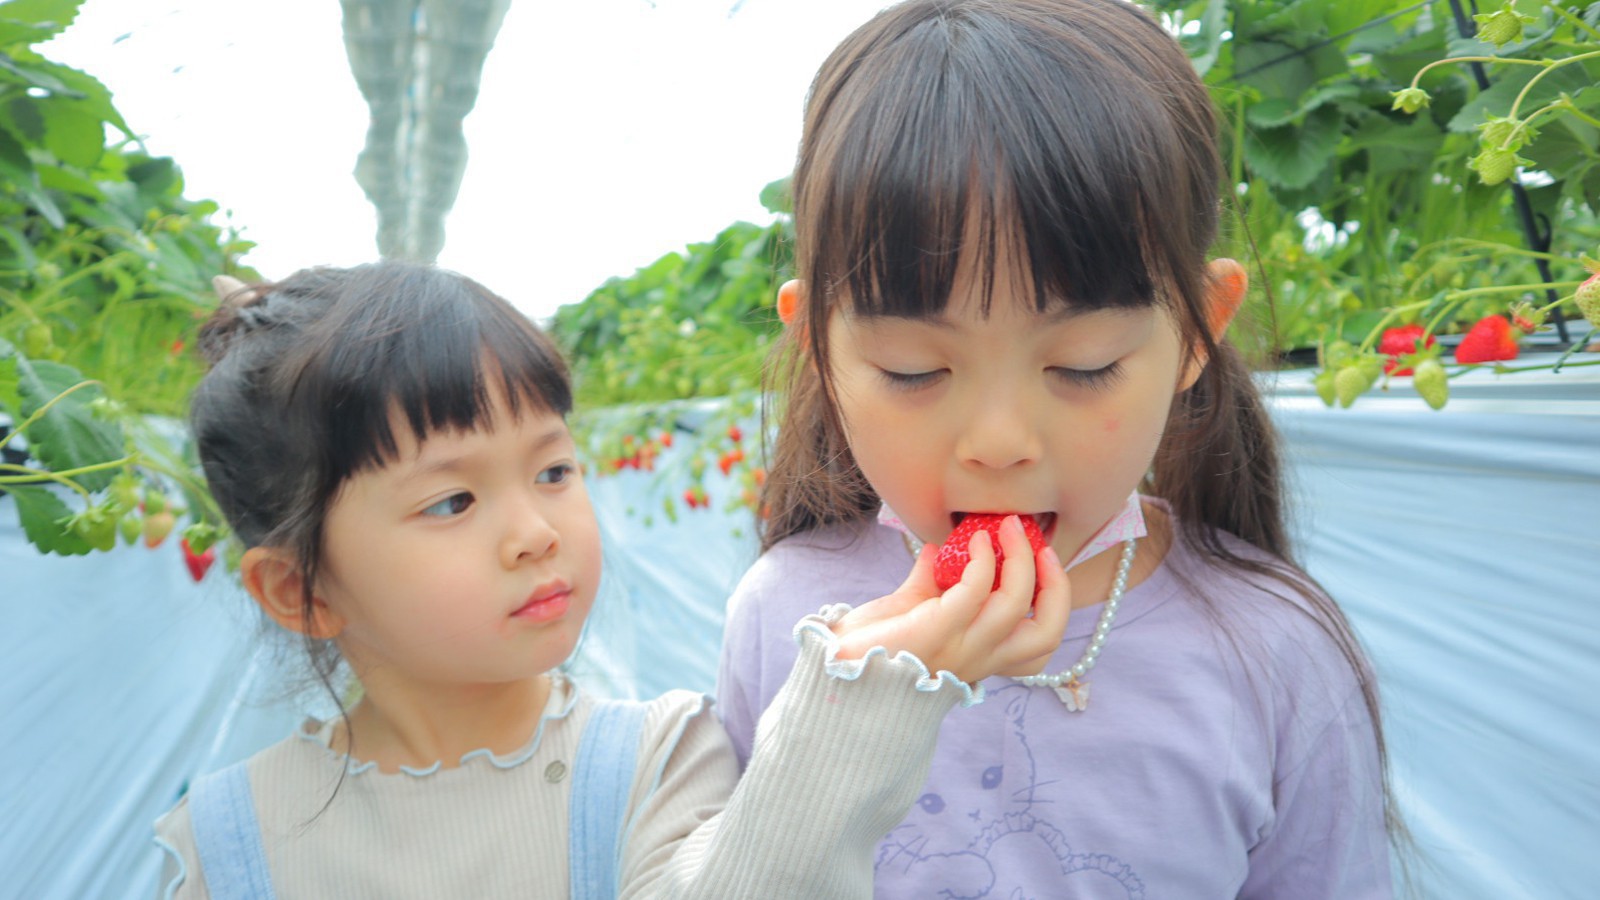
[1446,0,1572,343]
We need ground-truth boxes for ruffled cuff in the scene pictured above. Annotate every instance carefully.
[791,603,985,707]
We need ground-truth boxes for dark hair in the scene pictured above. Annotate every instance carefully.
[191,260,571,707]
[759,0,1405,853]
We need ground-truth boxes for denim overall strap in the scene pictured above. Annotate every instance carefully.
[569,699,649,900]
[187,761,277,900]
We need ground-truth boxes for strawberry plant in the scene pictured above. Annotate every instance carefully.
[0,0,248,566]
[550,179,789,520]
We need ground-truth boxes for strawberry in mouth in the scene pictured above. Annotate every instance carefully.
[934,512,1054,596]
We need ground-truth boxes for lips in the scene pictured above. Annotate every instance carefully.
[511,581,571,624]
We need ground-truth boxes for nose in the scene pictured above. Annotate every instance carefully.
[500,490,559,568]
[956,388,1043,470]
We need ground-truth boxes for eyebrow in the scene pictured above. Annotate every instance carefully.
[397,425,569,484]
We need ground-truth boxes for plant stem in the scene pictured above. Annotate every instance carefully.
[0,380,103,452]
[0,464,95,500]
[1508,50,1600,121]
[1411,237,1565,263]
[1408,56,1546,89]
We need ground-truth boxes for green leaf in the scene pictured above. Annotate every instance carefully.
[1244,104,1343,190]
[1182,0,1229,76]
[1447,62,1594,134]
[0,0,82,37]
[4,484,92,555]
[0,125,62,227]
[1246,81,1359,128]
[0,49,77,95]
[0,340,19,415]
[15,357,123,492]
[2,94,44,142]
[758,176,792,215]
[36,158,104,198]
[1344,113,1445,175]
[40,95,103,167]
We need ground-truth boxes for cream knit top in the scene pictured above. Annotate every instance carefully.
[154,609,976,898]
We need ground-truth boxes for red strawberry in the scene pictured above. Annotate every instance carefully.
[1454,315,1520,364]
[1378,324,1435,375]
[181,537,216,582]
[933,514,1049,596]
[728,425,743,443]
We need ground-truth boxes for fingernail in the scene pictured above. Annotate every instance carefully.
[1041,546,1061,568]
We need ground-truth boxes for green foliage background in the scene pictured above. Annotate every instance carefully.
[0,0,250,558]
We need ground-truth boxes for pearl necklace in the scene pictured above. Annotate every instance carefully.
[1011,537,1138,712]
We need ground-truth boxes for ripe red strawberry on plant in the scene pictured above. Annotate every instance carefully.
[1454,315,1520,364]
[1378,324,1435,375]
[181,537,216,582]
[933,514,1049,598]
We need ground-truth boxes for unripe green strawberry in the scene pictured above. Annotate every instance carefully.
[1469,148,1522,186]
[1413,359,1449,410]
[1576,273,1600,329]
[1314,369,1338,407]
[1479,117,1519,150]
[119,513,142,546]
[68,506,118,553]
[1334,365,1370,408]
[21,322,51,358]
[1390,87,1430,114]
[1474,5,1534,47]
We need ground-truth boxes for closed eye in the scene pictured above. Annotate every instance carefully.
[877,369,946,391]
[1049,362,1124,391]
[421,491,474,517]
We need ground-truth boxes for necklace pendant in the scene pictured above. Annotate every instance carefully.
[1052,679,1090,712]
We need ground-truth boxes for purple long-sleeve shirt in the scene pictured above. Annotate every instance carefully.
[715,516,1392,899]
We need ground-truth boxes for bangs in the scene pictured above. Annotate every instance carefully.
[797,0,1218,319]
[285,264,571,481]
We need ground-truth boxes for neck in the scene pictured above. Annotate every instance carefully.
[333,671,553,773]
[1066,499,1171,610]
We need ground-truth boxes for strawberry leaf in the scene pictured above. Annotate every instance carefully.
[0,340,20,417]
[4,484,92,555]
[15,356,123,492]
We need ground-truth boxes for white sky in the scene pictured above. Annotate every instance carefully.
[45,0,891,321]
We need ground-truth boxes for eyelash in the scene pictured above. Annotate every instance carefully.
[1050,362,1125,391]
[417,464,574,517]
[877,363,1125,392]
[421,492,474,517]
[877,369,945,391]
[538,463,576,485]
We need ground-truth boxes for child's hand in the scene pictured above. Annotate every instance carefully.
[831,515,1071,684]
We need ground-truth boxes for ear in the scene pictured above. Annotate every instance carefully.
[239,546,346,639]
[776,279,804,326]
[1177,258,1248,392]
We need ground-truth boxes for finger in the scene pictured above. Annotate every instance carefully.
[943,527,997,622]
[899,541,941,598]
[990,545,1073,671]
[967,515,1038,647]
